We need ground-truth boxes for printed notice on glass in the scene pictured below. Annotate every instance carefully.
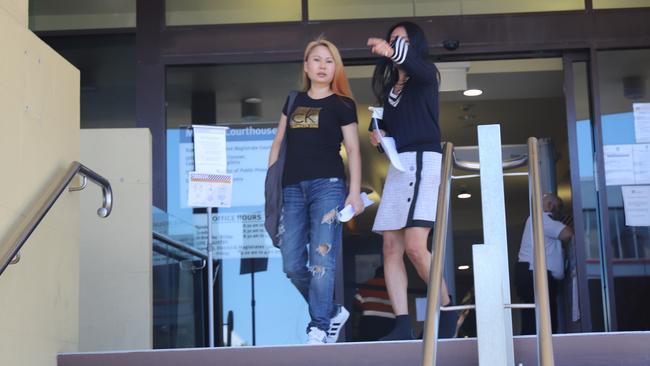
[621,186,650,227]
[634,144,650,184]
[604,144,635,186]
[188,172,232,208]
[192,125,229,174]
[633,103,650,143]
[192,211,280,259]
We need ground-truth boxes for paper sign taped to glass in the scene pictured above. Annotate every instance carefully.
[192,125,229,174]
[188,172,233,208]
[621,185,650,227]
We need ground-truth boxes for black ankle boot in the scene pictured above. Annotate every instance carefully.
[380,315,416,341]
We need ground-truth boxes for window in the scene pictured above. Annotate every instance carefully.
[166,0,301,26]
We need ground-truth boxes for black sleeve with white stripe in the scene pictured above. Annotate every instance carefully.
[390,36,438,86]
[390,37,409,64]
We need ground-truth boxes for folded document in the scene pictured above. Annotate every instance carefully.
[337,192,375,222]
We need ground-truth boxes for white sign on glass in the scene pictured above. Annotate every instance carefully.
[192,211,281,259]
[603,144,635,186]
[192,125,229,174]
[633,103,650,143]
[621,185,650,227]
[633,144,650,184]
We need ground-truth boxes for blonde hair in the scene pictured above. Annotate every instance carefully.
[302,36,354,100]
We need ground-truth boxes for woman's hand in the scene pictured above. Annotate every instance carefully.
[370,129,385,147]
[345,193,365,216]
[367,38,394,58]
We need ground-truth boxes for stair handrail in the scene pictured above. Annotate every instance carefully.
[153,230,219,266]
[421,141,454,366]
[528,137,555,366]
[421,138,554,366]
[0,161,112,277]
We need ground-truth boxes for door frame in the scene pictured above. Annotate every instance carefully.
[562,50,618,332]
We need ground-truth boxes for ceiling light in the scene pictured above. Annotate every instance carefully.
[457,189,471,199]
[458,265,470,270]
[463,89,483,97]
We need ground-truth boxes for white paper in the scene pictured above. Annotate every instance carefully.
[192,125,229,174]
[633,103,650,143]
[370,106,383,120]
[187,172,233,208]
[381,137,405,171]
[603,144,635,186]
[337,192,375,222]
[621,186,650,227]
[633,144,650,184]
[372,118,405,172]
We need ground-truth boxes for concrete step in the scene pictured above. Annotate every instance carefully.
[58,331,650,366]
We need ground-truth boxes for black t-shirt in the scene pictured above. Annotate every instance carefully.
[282,92,358,186]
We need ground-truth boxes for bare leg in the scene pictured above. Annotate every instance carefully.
[382,230,407,315]
[404,227,450,306]
[380,229,417,340]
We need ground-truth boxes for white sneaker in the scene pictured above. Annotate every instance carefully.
[326,306,350,343]
[306,327,327,345]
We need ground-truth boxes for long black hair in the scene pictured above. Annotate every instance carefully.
[371,21,434,105]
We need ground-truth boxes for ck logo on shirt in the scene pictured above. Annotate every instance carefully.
[290,106,321,129]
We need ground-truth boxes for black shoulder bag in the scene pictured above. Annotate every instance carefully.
[264,91,297,247]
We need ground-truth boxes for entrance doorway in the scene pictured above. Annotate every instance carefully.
[161,51,647,346]
[344,57,575,339]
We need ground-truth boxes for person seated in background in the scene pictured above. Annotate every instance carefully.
[353,266,395,341]
[515,193,574,334]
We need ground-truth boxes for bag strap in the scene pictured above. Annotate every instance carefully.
[284,90,298,139]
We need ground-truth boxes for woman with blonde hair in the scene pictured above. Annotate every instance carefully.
[268,37,363,344]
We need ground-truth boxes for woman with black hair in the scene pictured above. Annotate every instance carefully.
[367,21,455,340]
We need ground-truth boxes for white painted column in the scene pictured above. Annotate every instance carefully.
[473,124,515,365]
[473,244,508,365]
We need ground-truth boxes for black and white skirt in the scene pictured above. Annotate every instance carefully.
[372,151,442,232]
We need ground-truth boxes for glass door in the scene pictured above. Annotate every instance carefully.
[596,49,650,332]
[563,52,616,332]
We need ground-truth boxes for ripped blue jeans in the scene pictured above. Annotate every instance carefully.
[280,177,346,332]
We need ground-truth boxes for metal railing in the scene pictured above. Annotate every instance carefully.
[152,229,228,347]
[453,151,528,172]
[528,137,555,366]
[421,141,454,365]
[0,161,112,277]
[421,137,554,366]
[153,231,219,267]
